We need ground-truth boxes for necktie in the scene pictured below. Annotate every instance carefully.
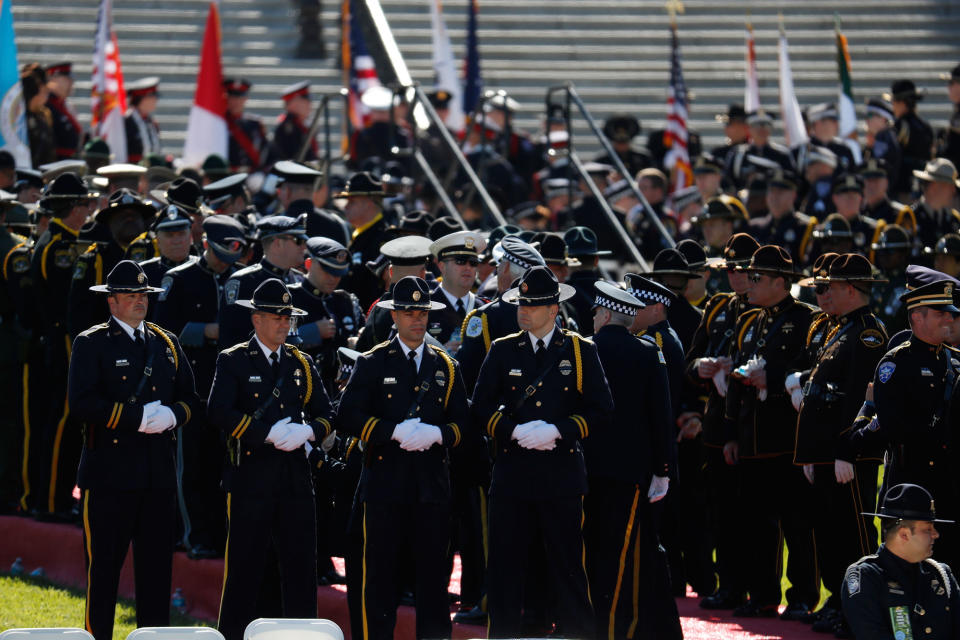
[134,329,145,348]
[535,338,546,369]
[456,298,466,320]
[270,352,280,377]
[408,349,418,377]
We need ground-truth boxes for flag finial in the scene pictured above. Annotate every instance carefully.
[778,11,785,35]
[665,0,684,26]
[746,9,752,30]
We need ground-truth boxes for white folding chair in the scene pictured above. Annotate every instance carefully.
[0,629,95,640]
[126,628,225,640]
[242,618,344,640]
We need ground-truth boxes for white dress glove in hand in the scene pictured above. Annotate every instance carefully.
[391,418,420,443]
[517,422,561,450]
[511,420,544,441]
[138,400,164,433]
[265,416,292,444]
[648,475,669,502]
[784,371,802,393]
[147,405,177,431]
[790,388,804,411]
[399,423,443,451]
[275,423,314,451]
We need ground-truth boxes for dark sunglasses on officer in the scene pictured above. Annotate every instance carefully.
[447,256,479,267]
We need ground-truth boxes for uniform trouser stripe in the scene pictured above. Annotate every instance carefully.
[218,493,231,626]
[19,364,31,510]
[608,487,640,640]
[83,490,93,633]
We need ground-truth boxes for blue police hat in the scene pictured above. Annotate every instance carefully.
[89,260,165,294]
[306,237,350,276]
[202,215,247,264]
[152,203,193,231]
[203,173,249,209]
[256,214,308,241]
[236,278,307,316]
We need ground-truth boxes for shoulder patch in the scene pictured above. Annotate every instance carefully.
[158,275,173,302]
[877,361,896,383]
[860,328,885,348]
[10,253,29,274]
[224,278,241,305]
[465,314,483,338]
[844,564,861,596]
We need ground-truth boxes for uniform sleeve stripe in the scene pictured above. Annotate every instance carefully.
[487,412,503,438]
[176,401,191,426]
[234,416,252,439]
[106,403,121,430]
[231,415,251,438]
[317,418,332,437]
[360,417,379,442]
[449,423,461,447]
[572,414,588,438]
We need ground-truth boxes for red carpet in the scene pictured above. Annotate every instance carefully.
[0,516,821,639]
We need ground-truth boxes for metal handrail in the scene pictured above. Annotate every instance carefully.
[296,89,349,188]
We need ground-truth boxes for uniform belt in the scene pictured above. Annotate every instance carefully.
[802,380,845,402]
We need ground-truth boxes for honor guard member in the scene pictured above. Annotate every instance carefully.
[686,232,760,610]
[592,113,653,178]
[797,252,841,367]
[336,172,392,309]
[832,173,884,257]
[799,146,839,217]
[895,158,960,258]
[842,483,960,640]
[793,254,889,635]
[862,100,902,193]
[471,266,614,638]
[68,260,200,640]
[271,160,350,246]
[96,162,147,195]
[218,214,307,351]
[806,102,860,171]
[17,174,95,516]
[561,226,608,337]
[271,81,316,162]
[928,233,960,279]
[224,78,268,172]
[427,230,487,351]
[337,276,470,640]
[458,236,545,393]
[749,170,817,262]
[644,248,705,352]
[68,190,156,339]
[208,279,334,640]
[139,204,193,291]
[152,215,249,559]
[124,78,162,164]
[350,86,412,172]
[872,277,960,566]
[537,232,584,332]
[726,110,794,190]
[355,235,432,353]
[860,157,903,224]
[871,225,913,333]
[204,173,250,216]
[585,281,683,640]
[710,104,750,169]
[887,79,935,200]
[44,62,82,160]
[150,177,209,252]
[290,237,365,391]
[723,245,820,618]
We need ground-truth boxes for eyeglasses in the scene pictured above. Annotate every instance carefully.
[451,257,480,267]
[285,236,306,246]
[747,272,766,283]
[814,283,830,295]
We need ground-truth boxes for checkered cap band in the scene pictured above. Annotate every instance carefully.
[627,287,672,308]
[504,251,535,270]
[594,294,638,316]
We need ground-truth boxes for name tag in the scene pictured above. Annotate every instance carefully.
[249,376,261,383]
[115,359,129,367]
[384,377,397,384]
[509,368,522,377]
[921,368,933,377]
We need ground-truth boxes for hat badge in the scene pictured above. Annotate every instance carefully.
[947,283,954,296]
[465,237,475,249]
[336,250,348,262]
[521,282,529,293]
[728,249,736,258]
[282,292,290,303]
[412,290,422,301]
[137,272,146,284]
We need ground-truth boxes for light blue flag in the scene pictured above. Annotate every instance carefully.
[0,0,30,166]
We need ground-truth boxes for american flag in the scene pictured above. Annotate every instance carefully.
[462,0,482,115]
[91,0,127,161]
[663,23,692,194]
[341,0,381,131]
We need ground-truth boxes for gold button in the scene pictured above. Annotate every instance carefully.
[254,393,259,398]
[121,376,127,381]
[280,403,284,409]
[414,386,419,392]
[930,461,935,466]
[113,439,118,444]
[246,451,251,456]
[926,627,932,634]
[536,401,542,407]
[377,455,383,461]
[387,394,392,399]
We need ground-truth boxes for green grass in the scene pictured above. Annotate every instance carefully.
[0,573,206,640]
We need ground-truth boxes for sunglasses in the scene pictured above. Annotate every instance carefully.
[814,283,830,295]
[747,272,766,283]
[285,236,306,246]
[451,257,480,267]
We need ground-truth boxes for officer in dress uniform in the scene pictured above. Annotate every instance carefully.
[710,104,750,171]
[805,102,859,172]
[124,78,162,164]
[152,215,249,559]
[208,278,334,640]
[337,276,470,640]
[871,225,913,333]
[471,265,614,638]
[585,281,682,640]
[644,248,704,352]
[592,113,653,178]
[271,161,350,246]
[290,237,365,391]
[224,78,269,173]
[138,204,193,291]
[561,226,608,337]
[749,169,817,262]
[204,173,250,216]
[937,64,960,168]
[337,172,393,309]
[150,177,209,253]
[842,484,960,640]
[726,111,794,191]
[863,98,902,191]
[723,245,819,618]
[872,277,960,568]
[270,81,316,162]
[44,62,82,160]
[426,230,486,351]
[895,158,960,258]
[793,254,889,636]
[218,215,307,351]
[68,190,156,339]
[349,86,412,172]
[68,260,200,640]
[860,157,903,224]
[887,79,935,200]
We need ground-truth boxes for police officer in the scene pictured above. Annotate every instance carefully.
[153,215,249,559]
[68,260,200,640]
[806,102,859,172]
[271,161,350,246]
[585,281,682,640]
[938,64,960,168]
[592,113,653,178]
[337,172,393,309]
[888,79,935,200]
[44,62,82,160]
[290,237,365,391]
[863,99,902,195]
[860,157,903,224]
[69,190,157,338]
[208,278,334,640]
[224,78,269,173]
[218,214,307,350]
[560,227,608,337]
[871,225,913,333]
[139,204,193,293]
[337,276,470,640]
[644,248,704,352]
[204,173,250,216]
[723,245,819,618]
[842,483,960,640]
[472,265,613,638]
[793,253,889,635]
[270,81,316,162]
[895,158,960,257]
[150,177,209,252]
[928,233,960,279]
[749,169,817,263]
[427,230,486,351]
[726,110,794,190]
[124,77,162,164]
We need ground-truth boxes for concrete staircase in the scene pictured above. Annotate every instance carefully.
[12,0,960,157]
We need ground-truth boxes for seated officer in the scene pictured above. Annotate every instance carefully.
[208,278,335,640]
[337,276,470,640]
[842,483,960,639]
[471,265,614,638]
[68,260,200,640]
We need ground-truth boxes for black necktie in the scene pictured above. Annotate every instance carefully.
[408,349,418,377]
[134,328,145,348]
[535,338,546,369]
[456,298,466,320]
[270,352,280,377]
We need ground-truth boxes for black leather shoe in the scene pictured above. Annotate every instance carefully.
[452,605,487,625]
[320,569,346,585]
[812,609,842,633]
[780,602,811,621]
[733,601,779,618]
[700,590,745,610]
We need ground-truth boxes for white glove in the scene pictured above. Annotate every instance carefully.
[275,423,314,451]
[399,423,443,451]
[790,388,804,411]
[784,372,802,393]
[304,441,314,458]
[265,417,292,444]
[511,420,544,441]
[320,430,337,453]
[802,464,815,485]
[137,400,164,433]
[712,369,728,397]
[648,475,669,502]
[517,422,561,450]
[145,404,177,432]
[392,418,420,443]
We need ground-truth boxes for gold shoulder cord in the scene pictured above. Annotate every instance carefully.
[145,322,178,370]
[289,348,314,406]
[571,335,583,394]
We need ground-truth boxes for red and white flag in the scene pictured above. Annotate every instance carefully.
[744,21,760,113]
[91,0,127,162]
[182,1,227,166]
[664,23,691,194]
